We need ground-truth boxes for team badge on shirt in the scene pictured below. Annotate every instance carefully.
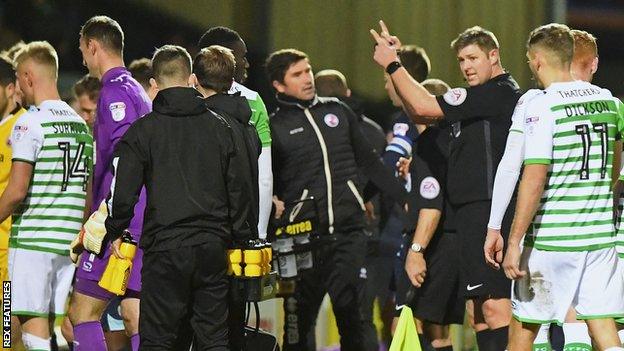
[109,102,126,122]
[324,113,339,128]
[443,88,467,106]
[525,116,539,136]
[419,176,440,199]
[12,125,28,142]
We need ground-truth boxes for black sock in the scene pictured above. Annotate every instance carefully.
[490,326,509,350]
[434,346,453,351]
[476,330,490,351]
[476,326,509,351]
[549,323,564,351]
[418,333,435,351]
[50,333,58,351]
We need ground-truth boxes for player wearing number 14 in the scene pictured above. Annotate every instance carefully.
[0,41,92,350]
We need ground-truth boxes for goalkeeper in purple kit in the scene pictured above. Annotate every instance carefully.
[68,16,151,351]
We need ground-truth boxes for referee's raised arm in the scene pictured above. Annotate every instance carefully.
[370,21,443,123]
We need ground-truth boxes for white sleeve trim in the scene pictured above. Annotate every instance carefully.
[257,146,273,240]
[106,156,119,217]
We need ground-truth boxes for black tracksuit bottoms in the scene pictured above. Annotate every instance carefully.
[139,238,230,351]
[282,230,367,351]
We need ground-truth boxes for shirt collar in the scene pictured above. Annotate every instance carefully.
[101,66,128,85]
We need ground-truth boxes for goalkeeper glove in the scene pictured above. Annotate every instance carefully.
[70,201,109,263]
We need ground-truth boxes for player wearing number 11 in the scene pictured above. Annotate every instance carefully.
[0,41,93,350]
[503,24,624,350]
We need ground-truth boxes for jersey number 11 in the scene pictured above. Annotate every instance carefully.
[575,123,608,180]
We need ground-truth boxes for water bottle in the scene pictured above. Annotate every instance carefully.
[294,234,313,270]
[228,249,243,276]
[98,231,137,295]
[243,249,262,277]
[274,237,297,279]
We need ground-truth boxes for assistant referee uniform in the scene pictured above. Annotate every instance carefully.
[436,73,521,298]
[395,124,464,325]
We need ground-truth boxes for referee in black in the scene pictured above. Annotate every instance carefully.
[103,45,254,350]
[393,79,464,351]
[371,22,521,350]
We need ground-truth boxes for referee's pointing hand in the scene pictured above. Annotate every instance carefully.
[370,20,400,68]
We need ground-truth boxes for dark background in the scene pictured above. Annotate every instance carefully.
[1,0,622,131]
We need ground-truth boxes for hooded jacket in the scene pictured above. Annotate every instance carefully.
[205,93,260,239]
[104,87,254,252]
[270,94,407,234]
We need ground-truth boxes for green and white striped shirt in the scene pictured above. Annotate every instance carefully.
[9,100,93,256]
[523,81,622,252]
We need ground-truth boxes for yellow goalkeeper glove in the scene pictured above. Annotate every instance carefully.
[70,201,109,263]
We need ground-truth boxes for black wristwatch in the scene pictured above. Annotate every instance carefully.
[385,61,402,75]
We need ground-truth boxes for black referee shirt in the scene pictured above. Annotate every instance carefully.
[406,125,455,233]
[436,73,521,206]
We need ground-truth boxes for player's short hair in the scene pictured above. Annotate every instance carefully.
[398,45,430,83]
[527,23,574,68]
[193,45,235,93]
[2,41,26,61]
[197,26,242,50]
[572,29,598,67]
[14,41,59,79]
[151,45,192,87]
[314,69,348,97]
[128,57,152,91]
[0,55,16,86]
[265,49,308,84]
[451,26,500,54]
[73,74,101,102]
[421,78,450,96]
[80,16,124,54]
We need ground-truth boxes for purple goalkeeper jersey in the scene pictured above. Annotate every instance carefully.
[74,67,151,296]
[93,67,151,239]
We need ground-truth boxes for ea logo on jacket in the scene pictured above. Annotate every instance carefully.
[324,113,339,128]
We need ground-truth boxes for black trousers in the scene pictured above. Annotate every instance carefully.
[282,231,366,351]
[140,239,230,351]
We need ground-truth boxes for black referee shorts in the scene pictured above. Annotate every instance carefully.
[394,231,464,325]
[454,200,513,299]
[140,239,229,351]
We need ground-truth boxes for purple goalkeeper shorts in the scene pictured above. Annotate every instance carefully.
[74,243,143,300]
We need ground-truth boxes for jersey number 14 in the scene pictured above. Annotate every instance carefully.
[57,141,90,191]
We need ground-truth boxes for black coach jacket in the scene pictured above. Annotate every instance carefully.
[104,87,254,252]
[205,93,260,240]
[270,93,406,234]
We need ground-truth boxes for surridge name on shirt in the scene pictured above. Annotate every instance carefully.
[50,122,89,134]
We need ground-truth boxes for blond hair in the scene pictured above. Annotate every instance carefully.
[527,23,574,68]
[14,41,59,79]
